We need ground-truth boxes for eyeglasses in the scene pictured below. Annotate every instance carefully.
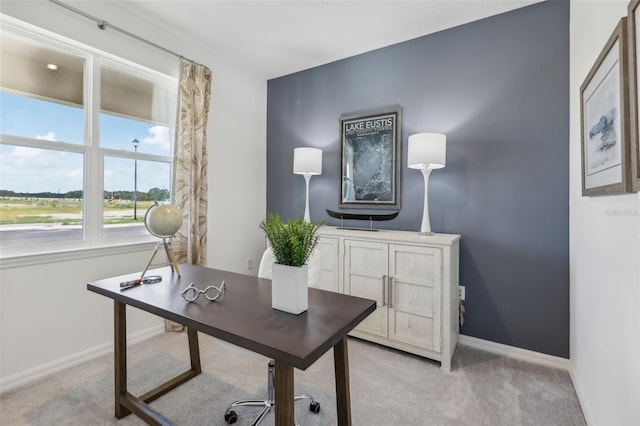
[181,281,226,302]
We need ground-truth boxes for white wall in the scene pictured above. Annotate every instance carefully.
[0,248,165,390]
[207,57,268,274]
[570,2,640,425]
[0,0,267,390]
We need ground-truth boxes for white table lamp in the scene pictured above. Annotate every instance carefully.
[407,133,446,234]
[293,147,322,222]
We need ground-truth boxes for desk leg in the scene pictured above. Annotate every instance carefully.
[187,327,201,374]
[334,337,352,426]
[112,304,200,425]
[274,360,294,426]
[114,301,130,418]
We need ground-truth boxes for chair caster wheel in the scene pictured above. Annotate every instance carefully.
[224,410,238,424]
[310,401,321,413]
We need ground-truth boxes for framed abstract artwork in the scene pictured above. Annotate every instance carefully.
[580,17,633,196]
[339,107,401,208]
[628,0,640,191]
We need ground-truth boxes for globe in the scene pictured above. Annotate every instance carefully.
[144,203,183,238]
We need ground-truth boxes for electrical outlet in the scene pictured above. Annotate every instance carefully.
[459,285,466,301]
[247,258,253,270]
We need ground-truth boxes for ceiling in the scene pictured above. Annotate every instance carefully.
[72,0,541,80]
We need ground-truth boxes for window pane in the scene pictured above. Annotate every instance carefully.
[0,144,84,247]
[103,156,171,240]
[0,91,84,144]
[100,112,172,156]
[0,33,84,144]
[100,63,175,156]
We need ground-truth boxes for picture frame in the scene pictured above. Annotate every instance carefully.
[580,17,632,196]
[339,107,401,209]
[628,0,640,191]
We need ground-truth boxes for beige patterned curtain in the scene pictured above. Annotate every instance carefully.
[167,58,212,332]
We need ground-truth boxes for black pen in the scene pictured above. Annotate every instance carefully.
[120,275,162,290]
[120,279,142,290]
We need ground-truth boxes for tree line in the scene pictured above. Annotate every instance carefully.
[0,187,170,201]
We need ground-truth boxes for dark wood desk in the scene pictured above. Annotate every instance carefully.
[87,264,376,426]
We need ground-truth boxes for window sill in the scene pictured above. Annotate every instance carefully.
[0,241,158,270]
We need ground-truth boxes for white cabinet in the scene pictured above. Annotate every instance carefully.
[317,227,460,371]
[316,236,341,293]
[343,239,389,338]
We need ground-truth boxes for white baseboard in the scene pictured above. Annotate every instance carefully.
[569,363,594,426]
[0,324,165,394]
[458,335,570,371]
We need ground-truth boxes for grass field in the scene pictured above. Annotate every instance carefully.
[0,198,156,225]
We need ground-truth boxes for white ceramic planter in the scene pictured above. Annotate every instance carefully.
[271,263,308,314]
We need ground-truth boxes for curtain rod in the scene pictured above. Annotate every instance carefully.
[48,0,195,63]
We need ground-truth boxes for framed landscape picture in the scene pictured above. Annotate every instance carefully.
[580,17,632,196]
[339,107,401,209]
[628,0,640,191]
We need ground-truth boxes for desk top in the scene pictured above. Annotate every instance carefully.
[87,264,376,370]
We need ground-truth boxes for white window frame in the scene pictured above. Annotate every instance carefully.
[0,17,177,265]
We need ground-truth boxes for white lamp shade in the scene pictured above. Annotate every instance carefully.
[407,133,446,170]
[293,147,322,175]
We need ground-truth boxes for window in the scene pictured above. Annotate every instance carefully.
[0,22,176,254]
[99,62,175,240]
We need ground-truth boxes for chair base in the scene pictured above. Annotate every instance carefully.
[224,360,320,426]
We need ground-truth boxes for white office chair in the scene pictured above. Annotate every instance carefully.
[224,247,322,426]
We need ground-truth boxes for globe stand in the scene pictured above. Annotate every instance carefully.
[141,237,181,278]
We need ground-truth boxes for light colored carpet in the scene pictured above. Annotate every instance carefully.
[0,332,585,425]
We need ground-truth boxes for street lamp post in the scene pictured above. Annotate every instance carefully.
[132,138,140,220]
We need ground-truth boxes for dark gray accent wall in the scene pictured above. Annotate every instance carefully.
[266,1,569,357]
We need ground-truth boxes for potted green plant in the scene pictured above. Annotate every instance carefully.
[259,213,322,314]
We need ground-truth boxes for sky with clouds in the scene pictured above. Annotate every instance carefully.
[1,92,171,194]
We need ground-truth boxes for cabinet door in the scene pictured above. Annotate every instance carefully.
[388,244,442,352]
[317,236,340,293]
[344,239,388,338]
